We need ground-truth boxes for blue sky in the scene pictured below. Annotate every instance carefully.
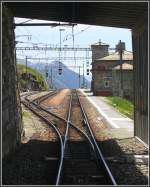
[15,18,132,76]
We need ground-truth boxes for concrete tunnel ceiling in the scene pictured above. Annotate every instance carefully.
[6,2,148,29]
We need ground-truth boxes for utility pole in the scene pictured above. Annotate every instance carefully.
[25,56,28,90]
[116,40,125,97]
[79,66,80,88]
[58,28,65,75]
[72,25,76,66]
[25,56,28,75]
[45,63,49,89]
[82,63,85,88]
[50,67,53,89]
[120,49,123,94]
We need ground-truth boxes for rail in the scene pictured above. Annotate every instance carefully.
[76,90,117,185]
[21,89,116,185]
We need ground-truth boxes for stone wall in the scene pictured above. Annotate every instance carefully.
[91,43,109,61]
[92,59,133,96]
[112,70,133,101]
[2,5,22,159]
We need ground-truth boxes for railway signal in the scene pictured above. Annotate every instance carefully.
[86,68,90,75]
[46,72,48,77]
[86,60,90,75]
[58,67,62,75]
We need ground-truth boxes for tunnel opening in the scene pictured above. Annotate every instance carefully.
[2,1,148,186]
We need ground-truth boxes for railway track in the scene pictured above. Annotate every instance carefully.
[21,89,117,185]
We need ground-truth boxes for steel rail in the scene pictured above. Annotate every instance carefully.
[55,92,72,185]
[32,90,59,104]
[31,100,95,152]
[76,90,117,185]
[22,90,116,185]
[21,98,64,185]
[20,91,39,98]
[24,90,95,151]
[23,92,95,185]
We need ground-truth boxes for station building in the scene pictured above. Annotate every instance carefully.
[91,41,133,100]
[112,63,133,101]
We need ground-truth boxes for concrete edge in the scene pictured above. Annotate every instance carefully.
[135,136,149,149]
[79,89,120,129]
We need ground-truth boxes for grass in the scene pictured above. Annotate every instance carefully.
[22,111,31,118]
[104,96,134,119]
[17,64,48,91]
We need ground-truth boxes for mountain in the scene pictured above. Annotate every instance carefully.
[17,59,91,89]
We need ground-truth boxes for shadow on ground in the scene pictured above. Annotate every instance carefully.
[2,140,60,185]
[2,138,148,185]
[97,137,148,185]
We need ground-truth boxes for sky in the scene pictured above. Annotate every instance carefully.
[15,17,132,76]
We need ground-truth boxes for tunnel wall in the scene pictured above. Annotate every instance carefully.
[132,23,148,145]
[2,6,22,159]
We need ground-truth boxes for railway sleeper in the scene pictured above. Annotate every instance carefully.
[62,174,106,185]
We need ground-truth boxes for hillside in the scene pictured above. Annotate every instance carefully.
[17,59,91,89]
[17,64,48,91]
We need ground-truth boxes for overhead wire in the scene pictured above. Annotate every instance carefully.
[15,18,34,24]
[63,26,91,43]
[62,25,91,67]
[16,22,92,68]
[15,23,58,64]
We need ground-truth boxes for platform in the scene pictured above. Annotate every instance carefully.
[80,89,134,138]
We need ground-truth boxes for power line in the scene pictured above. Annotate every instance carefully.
[63,26,91,43]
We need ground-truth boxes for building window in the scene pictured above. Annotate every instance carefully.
[103,77,112,88]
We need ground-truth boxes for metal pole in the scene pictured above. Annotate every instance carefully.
[51,67,53,89]
[119,48,123,97]
[26,56,27,75]
[120,49,123,91]
[59,29,61,68]
[79,66,80,88]
[83,63,85,88]
[72,25,76,66]
[15,23,77,27]
[59,29,65,73]
[25,56,28,90]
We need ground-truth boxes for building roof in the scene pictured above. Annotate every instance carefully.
[96,51,133,61]
[91,40,109,46]
[112,63,133,70]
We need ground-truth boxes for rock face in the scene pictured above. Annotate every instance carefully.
[17,64,48,91]
[2,5,22,159]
